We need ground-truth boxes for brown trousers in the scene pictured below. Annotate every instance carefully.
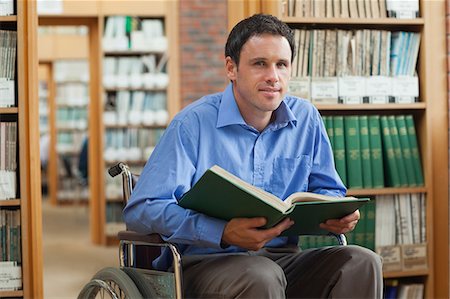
[181,245,383,298]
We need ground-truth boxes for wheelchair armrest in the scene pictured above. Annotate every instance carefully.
[118,230,174,271]
[118,230,164,244]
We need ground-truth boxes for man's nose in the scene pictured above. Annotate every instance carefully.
[265,65,279,83]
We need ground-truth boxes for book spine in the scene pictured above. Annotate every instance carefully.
[380,116,400,187]
[368,115,385,188]
[404,115,424,186]
[395,115,416,186]
[387,115,408,187]
[359,115,373,188]
[332,116,347,186]
[353,204,366,246]
[365,199,376,251]
[323,116,334,149]
[344,116,363,188]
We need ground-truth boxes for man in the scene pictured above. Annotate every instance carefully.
[124,14,382,298]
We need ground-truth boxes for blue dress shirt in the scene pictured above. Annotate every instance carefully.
[123,83,346,270]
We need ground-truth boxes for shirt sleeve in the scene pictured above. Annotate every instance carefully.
[307,110,347,197]
[122,118,227,249]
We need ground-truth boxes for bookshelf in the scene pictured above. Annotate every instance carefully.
[258,0,448,297]
[38,29,90,205]
[0,0,43,298]
[100,7,180,245]
[38,0,180,245]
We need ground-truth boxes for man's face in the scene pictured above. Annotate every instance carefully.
[226,34,292,119]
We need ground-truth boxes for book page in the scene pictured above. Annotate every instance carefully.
[286,192,356,205]
[210,165,290,212]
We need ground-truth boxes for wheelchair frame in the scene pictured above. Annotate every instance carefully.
[114,162,184,299]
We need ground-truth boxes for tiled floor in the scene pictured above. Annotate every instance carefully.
[42,200,118,298]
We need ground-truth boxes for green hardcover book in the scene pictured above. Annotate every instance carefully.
[395,115,416,186]
[345,230,354,246]
[405,115,424,186]
[364,200,376,251]
[368,115,385,188]
[380,116,401,187]
[344,116,363,189]
[315,235,325,248]
[387,116,408,187]
[359,115,373,188]
[353,204,366,247]
[308,236,317,248]
[323,116,335,149]
[298,235,311,249]
[179,165,369,236]
[332,116,347,186]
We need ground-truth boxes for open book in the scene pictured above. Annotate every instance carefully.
[178,165,369,236]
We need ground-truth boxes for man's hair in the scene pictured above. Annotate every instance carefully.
[225,14,295,66]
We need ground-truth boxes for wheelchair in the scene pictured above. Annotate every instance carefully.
[78,162,347,299]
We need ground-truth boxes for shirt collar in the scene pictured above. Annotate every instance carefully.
[217,83,297,130]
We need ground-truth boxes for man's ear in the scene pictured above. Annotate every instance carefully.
[225,56,237,81]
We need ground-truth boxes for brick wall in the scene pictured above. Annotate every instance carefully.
[179,0,229,107]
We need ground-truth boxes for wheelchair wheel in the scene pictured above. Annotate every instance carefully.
[78,267,143,299]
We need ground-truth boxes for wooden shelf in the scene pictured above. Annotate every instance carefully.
[347,187,427,196]
[316,103,426,111]
[0,15,17,22]
[0,107,18,114]
[0,290,24,298]
[0,199,20,207]
[384,269,429,279]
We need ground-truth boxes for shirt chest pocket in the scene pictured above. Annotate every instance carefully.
[267,155,312,198]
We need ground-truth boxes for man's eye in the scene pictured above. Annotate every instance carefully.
[255,61,265,66]
[277,62,288,67]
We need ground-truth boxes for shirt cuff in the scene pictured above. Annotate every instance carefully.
[197,215,228,249]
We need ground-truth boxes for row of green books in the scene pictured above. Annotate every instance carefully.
[0,208,21,263]
[323,114,423,188]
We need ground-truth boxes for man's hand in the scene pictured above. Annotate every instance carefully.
[319,209,360,235]
[221,217,294,251]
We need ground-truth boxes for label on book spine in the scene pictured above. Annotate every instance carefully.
[0,79,15,108]
[289,77,311,100]
[376,245,402,272]
[402,243,428,271]
[392,76,419,103]
[311,77,338,104]
[365,76,392,104]
[338,76,366,104]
